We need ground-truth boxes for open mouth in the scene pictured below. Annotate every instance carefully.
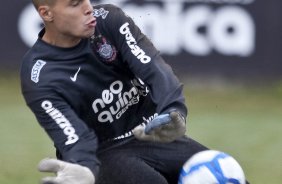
[86,19,97,27]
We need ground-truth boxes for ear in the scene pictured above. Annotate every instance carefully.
[38,5,53,22]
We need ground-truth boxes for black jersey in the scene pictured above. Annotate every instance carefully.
[20,4,187,176]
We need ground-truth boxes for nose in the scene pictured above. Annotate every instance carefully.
[84,0,94,15]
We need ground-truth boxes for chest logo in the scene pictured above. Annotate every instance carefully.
[91,35,117,63]
[70,67,81,82]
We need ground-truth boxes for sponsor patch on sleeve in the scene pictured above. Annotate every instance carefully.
[93,8,109,19]
[31,60,46,83]
[119,22,151,64]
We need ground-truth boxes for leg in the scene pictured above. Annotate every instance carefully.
[99,136,207,184]
[96,148,168,184]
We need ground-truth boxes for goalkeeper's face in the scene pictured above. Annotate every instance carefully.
[39,0,96,39]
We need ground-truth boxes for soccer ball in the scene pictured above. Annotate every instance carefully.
[179,150,246,184]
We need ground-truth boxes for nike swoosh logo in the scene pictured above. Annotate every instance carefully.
[70,67,81,82]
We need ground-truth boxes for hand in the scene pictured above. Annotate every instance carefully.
[132,111,186,142]
[38,158,95,184]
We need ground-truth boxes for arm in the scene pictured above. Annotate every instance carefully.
[23,89,100,182]
[100,5,187,141]
[104,4,187,118]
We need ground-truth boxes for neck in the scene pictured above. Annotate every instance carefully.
[42,29,81,48]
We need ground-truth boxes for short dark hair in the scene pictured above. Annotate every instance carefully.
[32,0,56,9]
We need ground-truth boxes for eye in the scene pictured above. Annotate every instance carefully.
[71,0,82,7]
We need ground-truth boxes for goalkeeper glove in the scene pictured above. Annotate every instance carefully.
[133,111,186,143]
[38,158,95,184]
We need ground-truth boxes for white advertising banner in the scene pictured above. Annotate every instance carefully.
[1,0,281,80]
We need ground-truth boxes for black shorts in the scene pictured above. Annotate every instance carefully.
[96,136,208,184]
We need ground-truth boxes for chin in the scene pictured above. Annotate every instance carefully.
[83,29,95,38]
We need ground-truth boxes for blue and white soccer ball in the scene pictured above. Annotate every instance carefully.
[179,150,246,184]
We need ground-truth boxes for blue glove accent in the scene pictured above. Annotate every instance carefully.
[144,114,171,134]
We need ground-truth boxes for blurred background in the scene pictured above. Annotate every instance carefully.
[0,0,281,183]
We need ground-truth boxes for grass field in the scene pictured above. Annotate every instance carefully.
[0,76,281,184]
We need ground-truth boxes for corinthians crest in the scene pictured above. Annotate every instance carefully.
[91,34,117,63]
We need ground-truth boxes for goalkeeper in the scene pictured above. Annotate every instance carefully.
[21,0,208,183]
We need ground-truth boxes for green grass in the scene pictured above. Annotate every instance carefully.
[0,76,281,184]
[0,76,55,184]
